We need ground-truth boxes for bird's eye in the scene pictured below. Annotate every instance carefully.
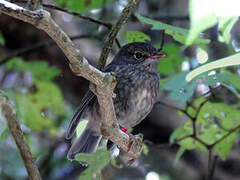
[134,51,143,60]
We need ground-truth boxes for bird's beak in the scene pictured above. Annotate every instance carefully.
[149,52,166,59]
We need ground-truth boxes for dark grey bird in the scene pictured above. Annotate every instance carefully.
[66,42,165,159]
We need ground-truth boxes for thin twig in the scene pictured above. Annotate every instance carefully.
[97,0,140,70]
[0,91,41,180]
[11,0,121,48]
[44,4,112,29]
[43,4,121,48]
[207,150,213,180]
[12,0,112,28]
[156,100,194,120]
[209,156,218,180]
[192,98,209,135]
[144,139,173,149]
[156,100,185,112]
[207,153,218,180]
[0,34,102,65]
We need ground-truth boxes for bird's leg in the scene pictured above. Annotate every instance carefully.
[121,128,143,152]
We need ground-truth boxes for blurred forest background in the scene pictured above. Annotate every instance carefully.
[0,0,240,180]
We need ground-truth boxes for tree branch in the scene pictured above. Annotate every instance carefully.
[0,91,41,180]
[97,0,139,70]
[0,0,141,159]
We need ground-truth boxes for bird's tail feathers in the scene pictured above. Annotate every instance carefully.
[67,129,102,160]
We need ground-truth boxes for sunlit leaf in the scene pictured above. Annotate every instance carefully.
[196,47,208,64]
[15,81,64,132]
[197,102,240,159]
[136,13,209,46]
[16,93,52,131]
[125,31,151,43]
[56,0,114,13]
[187,0,238,45]
[5,58,64,135]
[186,53,240,82]
[171,99,240,160]
[170,120,192,144]
[170,119,208,152]
[214,133,238,160]
[218,17,238,44]
[30,80,64,114]
[186,0,217,45]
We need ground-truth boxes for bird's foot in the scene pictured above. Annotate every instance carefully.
[127,133,139,152]
[120,128,143,152]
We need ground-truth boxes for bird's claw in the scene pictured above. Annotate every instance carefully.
[127,133,144,152]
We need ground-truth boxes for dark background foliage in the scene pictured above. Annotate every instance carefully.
[0,0,240,180]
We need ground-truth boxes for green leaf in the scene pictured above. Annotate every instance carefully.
[197,102,240,159]
[220,70,240,99]
[15,81,64,132]
[6,58,60,81]
[0,32,5,45]
[202,73,229,86]
[16,93,51,131]
[171,100,240,160]
[187,0,238,45]
[142,144,149,155]
[196,46,209,64]
[174,147,185,166]
[157,44,183,75]
[56,0,114,13]
[76,120,88,138]
[125,31,151,43]
[162,71,231,107]
[136,13,209,46]
[170,119,192,144]
[159,76,174,90]
[76,148,111,179]
[214,132,238,160]
[32,80,64,114]
[170,119,208,152]
[186,0,217,45]
[218,17,238,44]
[162,72,198,107]
[186,53,240,82]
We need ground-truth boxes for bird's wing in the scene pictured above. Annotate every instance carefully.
[66,63,118,139]
[66,90,96,139]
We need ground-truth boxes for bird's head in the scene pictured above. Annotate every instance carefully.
[112,42,165,70]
